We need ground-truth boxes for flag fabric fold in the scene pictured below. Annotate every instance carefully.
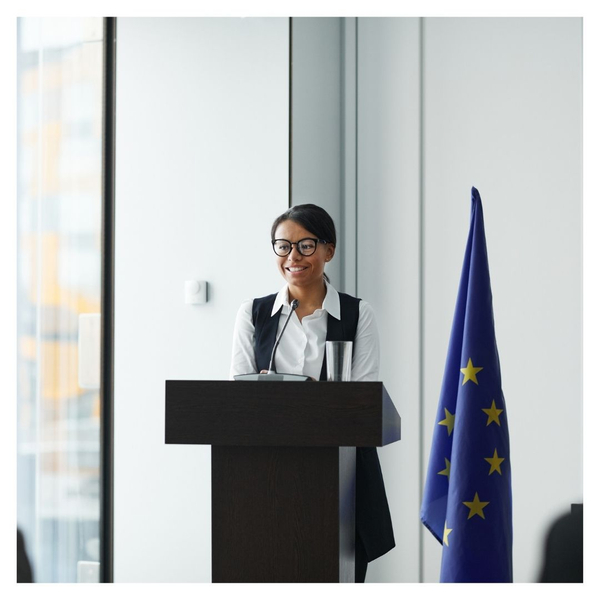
[420,187,512,582]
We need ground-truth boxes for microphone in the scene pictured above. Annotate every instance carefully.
[233,298,310,381]
[267,299,299,374]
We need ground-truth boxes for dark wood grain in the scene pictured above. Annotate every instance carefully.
[165,381,401,447]
[212,446,343,583]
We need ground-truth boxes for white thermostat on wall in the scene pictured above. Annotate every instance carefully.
[185,280,208,304]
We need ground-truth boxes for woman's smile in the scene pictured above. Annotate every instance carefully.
[274,219,334,291]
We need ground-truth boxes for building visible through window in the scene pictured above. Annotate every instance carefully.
[17,17,104,583]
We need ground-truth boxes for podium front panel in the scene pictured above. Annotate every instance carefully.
[212,446,355,583]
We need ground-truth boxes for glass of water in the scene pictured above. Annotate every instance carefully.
[325,341,353,381]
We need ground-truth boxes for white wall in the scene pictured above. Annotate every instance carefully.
[356,17,423,583]
[112,16,582,584]
[291,17,343,289]
[356,17,582,582]
[114,17,289,582]
[291,17,358,295]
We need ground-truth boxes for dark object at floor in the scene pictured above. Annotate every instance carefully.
[539,504,583,583]
[17,529,34,583]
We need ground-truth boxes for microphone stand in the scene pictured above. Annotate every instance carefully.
[234,298,311,382]
[267,298,298,374]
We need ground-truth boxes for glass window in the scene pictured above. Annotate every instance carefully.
[17,17,105,583]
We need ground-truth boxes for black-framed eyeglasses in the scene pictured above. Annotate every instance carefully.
[271,237,328,257]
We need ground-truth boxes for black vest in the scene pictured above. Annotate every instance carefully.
[252,291,360,379]
[251,291,396,562]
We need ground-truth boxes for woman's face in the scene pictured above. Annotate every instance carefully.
[273,219,335,290]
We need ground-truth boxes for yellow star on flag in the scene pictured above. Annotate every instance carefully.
[484,448,505,475]
[438,408,455,436]
[482,399,503,426]
[460,357,483,385]
[437,458,451,478]
[443,522,453,546]
[463,492,490,520]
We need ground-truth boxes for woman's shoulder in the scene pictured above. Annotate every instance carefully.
[336,290,361,307]
[253,292,279,304]
[337,290,374,312]
[356,300,378,338]
[235,299,254,320]
[236,292,279,326]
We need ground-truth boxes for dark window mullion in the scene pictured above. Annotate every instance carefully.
[100,16,117,585]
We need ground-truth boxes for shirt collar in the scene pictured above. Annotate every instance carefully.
[271,281,341,320]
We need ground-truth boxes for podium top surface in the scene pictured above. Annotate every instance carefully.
[165,380,401,448]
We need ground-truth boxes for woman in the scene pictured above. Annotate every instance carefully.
[230,204,395,582]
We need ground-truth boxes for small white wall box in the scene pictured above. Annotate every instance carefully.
[77,560,100,583]
[185,280,208,304]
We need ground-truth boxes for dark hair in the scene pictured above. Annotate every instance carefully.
[271,204,337,246]
[271,204,337,283]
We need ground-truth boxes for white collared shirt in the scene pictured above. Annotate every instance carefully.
[229,281,380,381]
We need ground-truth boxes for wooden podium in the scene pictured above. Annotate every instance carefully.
[165,380,401,583]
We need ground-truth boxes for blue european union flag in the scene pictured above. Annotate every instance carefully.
[420,187,512,582]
